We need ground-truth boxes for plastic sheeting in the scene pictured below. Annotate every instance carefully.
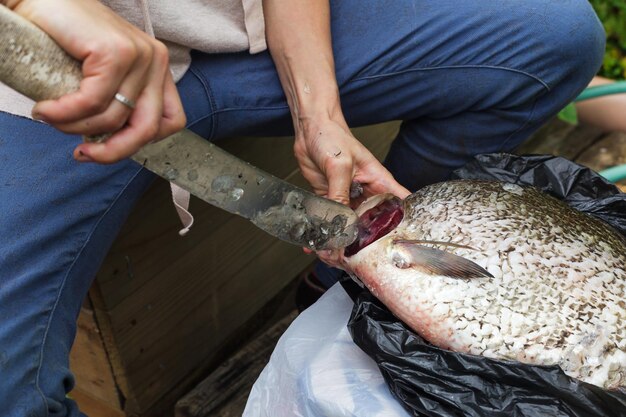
[242,284,412,417]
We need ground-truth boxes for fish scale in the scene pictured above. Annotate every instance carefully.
[343,180,626,390]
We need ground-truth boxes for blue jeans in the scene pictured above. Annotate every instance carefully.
[0,1,604,415]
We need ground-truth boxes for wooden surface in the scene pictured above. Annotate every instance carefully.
[69,303,122,414]
[175,311,298,417]
[576,131,626,191]
[70,390,126,417]
[518,118,626,191]
[75,122,400,416]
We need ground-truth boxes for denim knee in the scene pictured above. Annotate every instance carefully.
[537,0,606,91]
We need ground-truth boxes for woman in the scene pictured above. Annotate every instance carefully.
[0,0,605,415]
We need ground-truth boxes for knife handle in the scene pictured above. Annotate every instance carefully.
[0,5,110,143]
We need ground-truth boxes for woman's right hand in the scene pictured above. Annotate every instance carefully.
[4,0,186,163]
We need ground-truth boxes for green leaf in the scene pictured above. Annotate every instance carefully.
[558,103,578,125]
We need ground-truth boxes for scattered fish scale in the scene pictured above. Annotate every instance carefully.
[343,180,626,390]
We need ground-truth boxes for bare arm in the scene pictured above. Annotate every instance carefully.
[262,0,410,205]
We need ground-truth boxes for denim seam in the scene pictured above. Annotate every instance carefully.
[211,105,289,114]
[352,64,551,92]
[187,65,217,140]
[500,95,539,152]
[34,165,146,417]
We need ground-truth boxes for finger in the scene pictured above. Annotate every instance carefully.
[32,39,139,124]
[324,156,353,205]
[356,160,411,199]
[154,70,187,138]
[74,62,168,163]
[386,180,411,199]
[297,158,330,196]
[315,249,345,269]
[372,172,411,199]
[50,59,151,135]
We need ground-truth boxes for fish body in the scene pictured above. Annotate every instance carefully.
[342,180,626,390]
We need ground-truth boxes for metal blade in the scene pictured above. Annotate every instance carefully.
[134,131,358,249]
[0,5,358,250]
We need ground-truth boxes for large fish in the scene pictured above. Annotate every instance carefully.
[341,180,626,390]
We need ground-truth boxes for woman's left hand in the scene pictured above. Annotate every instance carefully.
[294,117,410,208]
[295,116,410,268]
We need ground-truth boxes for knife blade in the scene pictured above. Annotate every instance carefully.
[0,5,359,250]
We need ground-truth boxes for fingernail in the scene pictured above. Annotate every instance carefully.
[75,150,94,163]
[31,110,47,122]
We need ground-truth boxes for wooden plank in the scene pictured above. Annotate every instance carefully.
[88,123,399,414]
[108,238,313,414]
[139,278,303,417]
[517,118,605,160]
[576,131,626,192]
[576,131,626,172]
[93,135,303,312]
[70,390,126,417]
[520,123,626,191]
[69,306,123,412]
[175,311,298,417]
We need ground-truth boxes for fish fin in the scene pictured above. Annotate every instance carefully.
[392,240,493,279]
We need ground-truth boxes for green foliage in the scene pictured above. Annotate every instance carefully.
[590,0,626,79]
[557,103,579,124]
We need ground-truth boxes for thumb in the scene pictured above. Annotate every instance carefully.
[325,160,353,206]
[387,180,411,199]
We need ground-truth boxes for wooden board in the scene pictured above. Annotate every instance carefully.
[69,305,123,414]
[70,390,126,417]
[516,119,606,160]
[576,131,626,191]
[86,122,400,415]
[174,311,299,417]
[519,119,626,192]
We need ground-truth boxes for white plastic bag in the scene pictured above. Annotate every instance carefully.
[243,284,410,417]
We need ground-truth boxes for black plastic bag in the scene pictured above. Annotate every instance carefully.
[343,153,626,417]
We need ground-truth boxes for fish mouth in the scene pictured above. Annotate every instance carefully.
[345,195,404,257]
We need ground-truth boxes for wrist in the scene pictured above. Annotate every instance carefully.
[289,83,347,137]
[295,105,348,139]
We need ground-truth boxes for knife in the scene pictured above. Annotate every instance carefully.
[0,5,359,250]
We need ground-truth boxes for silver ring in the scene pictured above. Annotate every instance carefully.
[114,92,136,109]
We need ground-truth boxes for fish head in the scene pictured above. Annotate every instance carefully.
[342,192,490,279]
[314,193,403,271]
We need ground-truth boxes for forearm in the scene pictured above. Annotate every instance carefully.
[262,0,345,134]
[262,0,409,207]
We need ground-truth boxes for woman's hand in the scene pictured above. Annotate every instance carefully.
[295,117,410,206]
[296,116,410,269]
[5,0,186,163]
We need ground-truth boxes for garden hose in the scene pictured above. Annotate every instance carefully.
[573,81,626,183]
[574,81,626,102]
